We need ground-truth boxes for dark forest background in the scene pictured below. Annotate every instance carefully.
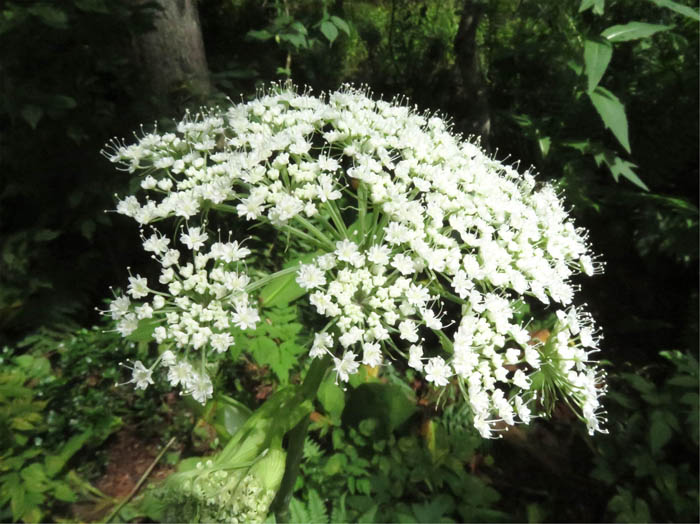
[0,1,698,522]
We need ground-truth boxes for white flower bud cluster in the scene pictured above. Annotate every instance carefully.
[160,460,275,524]
[103,84,606,436]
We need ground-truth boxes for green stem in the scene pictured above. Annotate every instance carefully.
[357,181,367,241]
[271,355,332,522]
[324,200,349,239]
[293,215,337,250]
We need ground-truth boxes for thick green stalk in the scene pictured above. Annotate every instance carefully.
[271,355,332,522]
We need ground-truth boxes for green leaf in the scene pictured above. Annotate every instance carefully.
[125,318,159,342]
[602,22,673,42]
[289,497,311,523]
[344,383,417,434]
[247,29,273,41]
[44,430,92,477]
[584,38,613,93]
[47,94,77,111]
[579,0,605,14]
[74,0,109,13]
[28,5,68,29]
[290,21,308,35]
[649,412,673,453]
[538,136,551,157]
[20,464,49,493]
[608,156,648,190]
[320,20,338,43]
[307,488,329,523]
[648,0,700,21]
[259,269,306,307]
[317,377,345,422]
[52,481,77,502]
[330,15,351,34]
[20,105,43,129]
[281,32,307,49]
[588,86,631,153]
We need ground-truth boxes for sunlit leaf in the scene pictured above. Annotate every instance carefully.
[602,22,673,42]
[648,0,700,21]
[584,38,613,92]
[588,86,631,153]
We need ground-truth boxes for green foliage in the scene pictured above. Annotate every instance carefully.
[591,351,699,522]
[293,375,505,523]
[231,304,308,384]
[0,348,92,522]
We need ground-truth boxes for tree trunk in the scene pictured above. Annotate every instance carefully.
[131,0,211,106]
[453,0,491,148]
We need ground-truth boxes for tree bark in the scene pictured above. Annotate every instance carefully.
[453,0,491,148]
[131,0,211,105]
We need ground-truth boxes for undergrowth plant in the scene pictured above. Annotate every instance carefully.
[101,83,608,522]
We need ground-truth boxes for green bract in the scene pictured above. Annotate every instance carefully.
[103,84,607,438]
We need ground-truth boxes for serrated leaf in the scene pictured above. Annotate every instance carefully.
[320,20,338,43]
[602,22,673,42]
[608,156,648,190]
[588,86,631,153]
[20,105,43,129]
[648,0,700,21]
[289,497,311,523]
[331,15,351,34]
[307,489,329,523]
[584,38,613,92]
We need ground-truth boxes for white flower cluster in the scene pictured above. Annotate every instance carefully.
[103,84,606,437]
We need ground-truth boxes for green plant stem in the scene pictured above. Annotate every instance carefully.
[103,437,176,523]
[271,355,332,522]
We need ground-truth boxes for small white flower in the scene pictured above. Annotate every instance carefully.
[334,351,360,382]
[424,356,451,386]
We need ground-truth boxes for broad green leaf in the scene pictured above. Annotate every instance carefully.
[247,29,273,41]
[602,22,673,42]
[588,86,631,153]
[259,268,306,307]
[608,156,648,190]
[579,0,605,14]
[344,383,417,433]
[318,376,345,422]
[331,15,351,34]
[538,136,551,157]
[52,481,77,502]
[213,395,252,440]
[20,105,43,129]
[290,21,308,35]
[281,32,307,49]
[125,318,159,342]
[584,38,613,92]
[320,20,338,43]
[648,0,700,21]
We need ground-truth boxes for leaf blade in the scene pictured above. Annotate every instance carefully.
[588,86,631,153]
